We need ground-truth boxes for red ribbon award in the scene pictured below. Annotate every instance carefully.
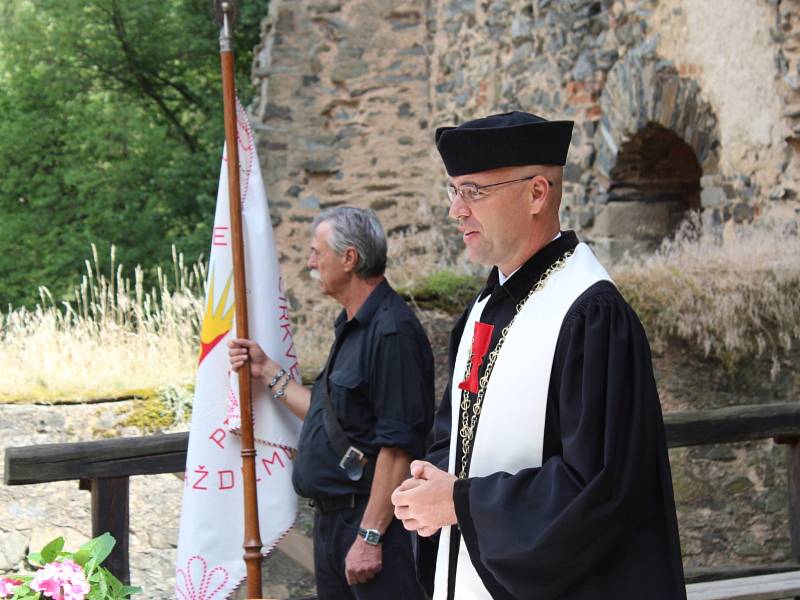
[458,321,495,394]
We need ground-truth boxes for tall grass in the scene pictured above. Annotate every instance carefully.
[0,245,205,403]
[614,214,800,375]
[2,213,797,403]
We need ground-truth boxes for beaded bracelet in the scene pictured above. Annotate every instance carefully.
[273,372,292,399]
[268,368,287,389]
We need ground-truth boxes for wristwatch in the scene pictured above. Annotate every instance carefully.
[357,527,382,546]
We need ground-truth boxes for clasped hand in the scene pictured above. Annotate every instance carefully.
[391,460,458,537]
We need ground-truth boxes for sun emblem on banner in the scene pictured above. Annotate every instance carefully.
[198,268,235,365]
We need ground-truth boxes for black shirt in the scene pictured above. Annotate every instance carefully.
[293,279,435,499]
[421,231,686,600]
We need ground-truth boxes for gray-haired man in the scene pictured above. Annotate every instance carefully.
[230,206,433,599]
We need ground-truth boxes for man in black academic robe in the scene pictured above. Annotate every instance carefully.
[391,112,686,599]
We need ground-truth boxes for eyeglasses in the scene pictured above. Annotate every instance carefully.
[445,174,553,205]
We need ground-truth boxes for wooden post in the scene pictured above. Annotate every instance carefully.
[788,439,800,600]
[786,439,800,563]
[81,477,130,584]
[218,2,263,597]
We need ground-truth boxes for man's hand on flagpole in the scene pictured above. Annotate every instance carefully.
[228,338,279,382]
[391,461,458,537]
[345,536,382,585]
[229,338,312,420]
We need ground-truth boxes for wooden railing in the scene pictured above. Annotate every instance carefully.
[4,402,800,588]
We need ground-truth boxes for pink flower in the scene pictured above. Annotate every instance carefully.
[30,559,90,600]
[0,577,23,598]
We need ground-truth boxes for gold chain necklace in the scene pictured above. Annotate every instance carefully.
[458,250,574,479]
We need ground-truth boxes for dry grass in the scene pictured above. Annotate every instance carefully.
[2,212,798,404]
[614,213,800,375]
[0,245,205,403]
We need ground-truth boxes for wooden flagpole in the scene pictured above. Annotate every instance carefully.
[218,2,264,597]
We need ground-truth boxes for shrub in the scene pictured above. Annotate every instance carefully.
[399,269,484,312]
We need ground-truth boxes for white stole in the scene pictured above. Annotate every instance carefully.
[432,243,612,600]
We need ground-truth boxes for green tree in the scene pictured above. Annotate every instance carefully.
[0,0,264,307]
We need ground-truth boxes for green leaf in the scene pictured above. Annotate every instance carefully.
[89,532,116,566]
[77,532,116,574]
[11,584,40,600]
[86,587,103,600]
[122,585,142,598]
[73,542,93,567]
[26,551,43,567]
[96,571,108,597]
[104,570,122,594]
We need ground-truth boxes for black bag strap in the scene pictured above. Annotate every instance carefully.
[321,336,368,481]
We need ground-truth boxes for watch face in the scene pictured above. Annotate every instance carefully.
[364,529,381,545]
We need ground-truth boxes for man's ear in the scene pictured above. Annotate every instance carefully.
[528,176,550,215]
[342,247,359,272]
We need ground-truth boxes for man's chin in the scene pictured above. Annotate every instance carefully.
[464,247,492,267]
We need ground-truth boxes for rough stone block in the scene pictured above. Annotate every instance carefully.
[310,1,342,14]
[700,186,725,209]
[769,185,787,200]
[302,156,340,174]
[732,202,754,223]
[510,15,533,43]
[370,198,397,211]
[0,530,28,570]
[585,237,655,265]
[444,0,476,21]
[264,102,292,121]
[700,174,720,188]
[591,200,685,241]
[299,195,321,209]
[564,162,583,183]
[330,59,369,83]
[572,51,595,81]
[578,208,595,228]
[28,527,88,556]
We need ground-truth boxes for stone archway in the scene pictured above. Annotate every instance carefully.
[610,123,702,209]
[595,123,703,247]
[590,46,720,258]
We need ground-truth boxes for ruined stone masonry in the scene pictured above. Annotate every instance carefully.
[248,0,800,572]
[252,0,800,294]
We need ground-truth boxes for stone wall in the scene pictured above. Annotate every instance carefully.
[252,0,800,277]
[249,0,800,570]
[249,0,455,354]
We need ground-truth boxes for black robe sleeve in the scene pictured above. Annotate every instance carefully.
[452,284,686,600]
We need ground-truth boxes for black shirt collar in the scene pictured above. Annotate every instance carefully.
[335,278,391,332]
[478,231,580,303]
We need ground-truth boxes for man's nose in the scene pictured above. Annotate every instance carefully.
[448,194,470,220]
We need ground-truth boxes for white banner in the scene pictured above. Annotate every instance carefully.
[175,100,302,600]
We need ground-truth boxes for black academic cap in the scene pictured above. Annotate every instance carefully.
[435,111,574,176]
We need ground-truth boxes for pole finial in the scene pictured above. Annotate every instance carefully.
[216,0,234,52]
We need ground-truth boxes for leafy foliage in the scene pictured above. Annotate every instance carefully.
[0,0,263,307]
[6,532,139,599]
